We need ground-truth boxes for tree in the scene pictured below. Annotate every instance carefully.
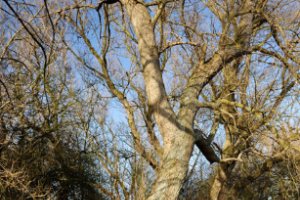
[1,0,299,199]
[0,2,108,198]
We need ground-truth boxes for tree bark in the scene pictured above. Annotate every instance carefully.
[123,2,195,199]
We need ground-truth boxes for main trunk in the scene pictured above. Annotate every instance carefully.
[147,132,194,200]
[123,2,195,199]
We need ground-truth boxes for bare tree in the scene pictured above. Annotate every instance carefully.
[57,0,299,199]
[1,0,299,199]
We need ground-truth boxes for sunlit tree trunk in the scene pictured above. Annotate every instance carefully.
[123,2,196,199]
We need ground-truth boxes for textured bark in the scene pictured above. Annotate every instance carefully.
[147,133,195,200]
[123,2,195,199]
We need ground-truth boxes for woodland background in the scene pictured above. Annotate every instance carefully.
[0,0,300,199]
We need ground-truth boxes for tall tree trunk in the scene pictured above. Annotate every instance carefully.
[147,132,195,200]
[123,2,195,199]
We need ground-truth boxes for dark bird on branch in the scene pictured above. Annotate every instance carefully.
[97,0,119,11]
